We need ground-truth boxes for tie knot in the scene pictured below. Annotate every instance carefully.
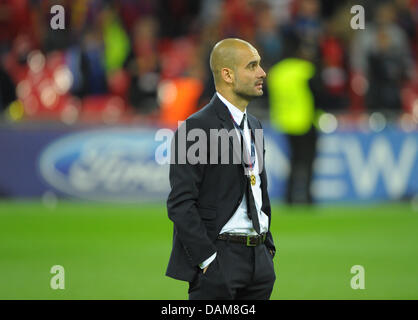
[239,114,246,130]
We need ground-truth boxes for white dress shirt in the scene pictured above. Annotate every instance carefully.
[199,92,269,269]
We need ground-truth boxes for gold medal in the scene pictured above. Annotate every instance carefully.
[250,173,256,186]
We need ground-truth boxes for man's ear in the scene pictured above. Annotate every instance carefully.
[221,68,234,84]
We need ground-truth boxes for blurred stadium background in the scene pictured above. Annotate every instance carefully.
[0,0,417,299]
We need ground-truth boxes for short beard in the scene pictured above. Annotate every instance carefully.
[234,87,261,101]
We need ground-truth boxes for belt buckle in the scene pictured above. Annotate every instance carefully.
[246,235,257,246]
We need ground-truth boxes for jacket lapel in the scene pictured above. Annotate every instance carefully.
[211,94,242,166]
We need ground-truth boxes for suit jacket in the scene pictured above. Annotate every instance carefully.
[166,93,276,282]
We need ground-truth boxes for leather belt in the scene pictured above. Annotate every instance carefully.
[217,233,266,246]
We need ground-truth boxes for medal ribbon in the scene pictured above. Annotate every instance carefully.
[227,110,256,171]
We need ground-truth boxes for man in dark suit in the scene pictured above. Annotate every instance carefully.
[166,38,276,300]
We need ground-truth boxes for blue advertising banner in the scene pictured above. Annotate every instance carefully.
[263,127,418,203]
[0,125,170,202]
[0,124,417,203]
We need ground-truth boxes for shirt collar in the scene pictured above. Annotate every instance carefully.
[216,92,246,127]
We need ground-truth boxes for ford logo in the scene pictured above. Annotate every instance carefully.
[38,128,170,202]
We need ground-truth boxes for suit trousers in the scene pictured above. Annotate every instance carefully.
[188,238,276,300]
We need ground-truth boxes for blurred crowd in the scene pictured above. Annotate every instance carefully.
[0,0,417,127]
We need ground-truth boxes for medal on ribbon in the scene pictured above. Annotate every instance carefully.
[250,173,256,186]
[226,107,257,183]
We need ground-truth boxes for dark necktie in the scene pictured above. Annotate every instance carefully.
[239,114,261,234]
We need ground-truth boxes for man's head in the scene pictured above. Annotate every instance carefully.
[209,38,266,106]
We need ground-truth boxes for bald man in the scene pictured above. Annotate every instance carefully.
[166,38,276,300]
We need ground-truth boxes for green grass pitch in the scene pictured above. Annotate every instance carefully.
[0,200,417,299]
